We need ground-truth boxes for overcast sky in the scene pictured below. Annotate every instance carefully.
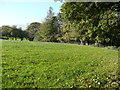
[0,0,63,29]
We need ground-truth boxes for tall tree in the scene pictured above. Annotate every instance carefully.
[35,7,61,42]
[46,7,54,21]
[35,16,59,42]
[26,22,41,41]
[61,2,120,46]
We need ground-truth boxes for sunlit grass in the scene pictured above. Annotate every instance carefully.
[2,40,119,88]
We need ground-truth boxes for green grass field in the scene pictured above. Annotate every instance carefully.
[2,40,119,88]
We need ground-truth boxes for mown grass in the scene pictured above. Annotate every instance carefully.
[2,40,119,88]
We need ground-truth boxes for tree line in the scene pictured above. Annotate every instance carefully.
[0,2,120,47]
[60,2,120,47]
[0,25,28,41]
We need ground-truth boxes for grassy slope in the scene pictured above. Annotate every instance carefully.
[2,40,119,88]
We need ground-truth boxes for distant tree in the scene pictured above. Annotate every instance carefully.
[35,7,62,42]
[9,25,19,40]
[46,7,54,21]
[56,13,64,35]
[17,28,28,41]
[22,30,29,40]
[26,22,41,41]
[1,25,11,39]
[35,16,59,42]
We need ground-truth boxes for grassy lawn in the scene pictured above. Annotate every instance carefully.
[2,40,119,88]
